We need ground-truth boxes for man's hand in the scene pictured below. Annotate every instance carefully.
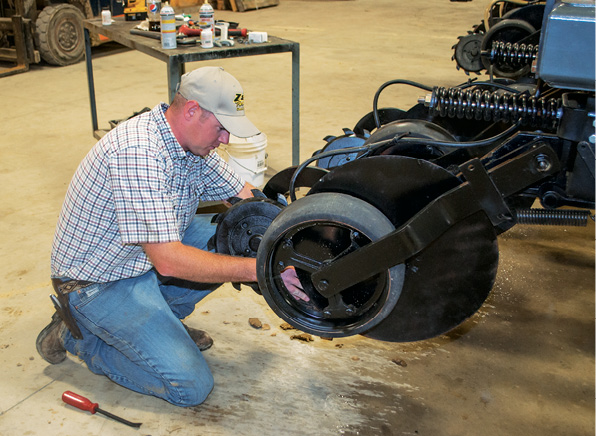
[280,266,310,302]
[222,182,258,207]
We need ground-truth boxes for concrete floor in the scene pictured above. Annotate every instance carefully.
[0,0,594,435]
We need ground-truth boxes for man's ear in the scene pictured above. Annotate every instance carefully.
[185,100,201,120]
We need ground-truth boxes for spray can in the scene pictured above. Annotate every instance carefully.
[101,7,111,25]
[160,2,176,49]
[147,0,161,31]
[199,0,214,34]
[201,28,213,48]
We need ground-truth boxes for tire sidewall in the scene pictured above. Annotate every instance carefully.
[35,4,86,66]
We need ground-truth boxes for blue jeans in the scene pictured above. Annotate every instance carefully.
[62,214,219,407]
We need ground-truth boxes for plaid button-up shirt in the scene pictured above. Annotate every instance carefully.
[51,103,243,282]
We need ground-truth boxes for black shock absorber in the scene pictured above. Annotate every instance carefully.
[488,41,539,70]
[422,86,562,130]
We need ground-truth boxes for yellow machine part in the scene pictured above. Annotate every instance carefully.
[124,0,147,14]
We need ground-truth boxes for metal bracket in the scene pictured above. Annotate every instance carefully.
[576,141,595,179]
[459,158,512,227]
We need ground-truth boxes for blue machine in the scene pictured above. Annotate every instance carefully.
[536,0,596,91]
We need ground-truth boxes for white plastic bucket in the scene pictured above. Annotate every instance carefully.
[222,133,268,187]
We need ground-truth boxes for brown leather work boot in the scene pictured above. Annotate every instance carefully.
[36,312,67,364]
[183,324,213,351]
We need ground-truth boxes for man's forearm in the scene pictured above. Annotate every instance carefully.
[143,241,257,283]
[142,182,260,283]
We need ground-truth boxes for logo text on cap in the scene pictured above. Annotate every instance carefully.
[234,94,244,112]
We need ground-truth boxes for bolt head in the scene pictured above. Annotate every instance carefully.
[535,154,552,172]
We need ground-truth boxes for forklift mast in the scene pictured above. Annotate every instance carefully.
[0,0,124,76]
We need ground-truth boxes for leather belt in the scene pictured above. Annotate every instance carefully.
[51,278,93,294]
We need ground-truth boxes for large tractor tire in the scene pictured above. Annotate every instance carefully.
[35,4,85,66]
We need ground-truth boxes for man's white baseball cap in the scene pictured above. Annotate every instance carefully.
[177,66,260,138]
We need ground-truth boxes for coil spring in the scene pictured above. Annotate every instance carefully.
[429,86,561,129]
[515,209,592,226]
[489,41,539,68]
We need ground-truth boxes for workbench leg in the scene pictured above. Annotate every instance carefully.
[167,60,185,104]
[291,45,300,166]
[84,28,98,135]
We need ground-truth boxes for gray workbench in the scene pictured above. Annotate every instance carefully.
[83,17,300,165]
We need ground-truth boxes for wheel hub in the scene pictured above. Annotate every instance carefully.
[210,191,286,258]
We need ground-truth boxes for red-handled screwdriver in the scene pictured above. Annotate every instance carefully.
[62,391,142,428]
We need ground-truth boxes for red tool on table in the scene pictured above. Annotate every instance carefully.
[62,391,142,428]
[178,24,247,37]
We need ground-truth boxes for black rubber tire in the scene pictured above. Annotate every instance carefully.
[501,4,545,31]
[35,4,85,66]
[363,119,455,159]
[257,192,406,338]
[352,108,407,136]
[481,19,536,79]
[262,166,328,202]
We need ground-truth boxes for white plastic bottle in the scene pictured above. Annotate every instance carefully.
[101,7,111,25]
[201,28,213,48]
[199,0,214,34]
[160,2,177,49]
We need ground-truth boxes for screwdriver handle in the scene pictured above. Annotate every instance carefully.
[62,391,98,414]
